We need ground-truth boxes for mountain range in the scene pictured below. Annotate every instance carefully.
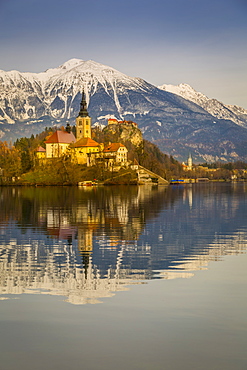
[1,58,247,162]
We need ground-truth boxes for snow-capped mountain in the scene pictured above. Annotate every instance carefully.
[1,58,247,162]
[0,58,161,123]
[159,83,247,128]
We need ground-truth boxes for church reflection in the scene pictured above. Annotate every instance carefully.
[0,184,246,304]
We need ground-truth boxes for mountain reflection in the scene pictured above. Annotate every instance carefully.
[0,184,246,304]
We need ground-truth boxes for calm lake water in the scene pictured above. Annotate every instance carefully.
[0,183,246,370]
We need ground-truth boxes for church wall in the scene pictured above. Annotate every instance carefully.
[46,143,70,158]
[74,147,100,165]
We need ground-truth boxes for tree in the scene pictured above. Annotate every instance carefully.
[0,141,22,180]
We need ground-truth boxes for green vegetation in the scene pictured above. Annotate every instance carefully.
[0,141,21,180]
[136,140,184,180]
[1,124,247,185]
[20,160,137,186]
[196,161,247,181]
[103,169,138,185]
[21,159,84,185]
[93,125,184,180]
[200,161,247,170]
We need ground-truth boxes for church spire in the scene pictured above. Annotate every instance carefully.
[78,90,89,117]
[76,90,92,140]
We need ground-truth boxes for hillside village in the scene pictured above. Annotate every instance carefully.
[33,92,169,185]
[37,93,135,166]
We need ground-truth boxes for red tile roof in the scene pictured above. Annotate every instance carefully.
[74,137,100,148]
[36,146,46,152]
[103,143,125,152]
[45,130,76,144]
[108,119,118,122]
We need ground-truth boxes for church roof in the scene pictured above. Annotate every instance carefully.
[45,130,76,144]
[78,91,89,118]
[36,146,46,152]
[104,143,126,152]
[74,137,99,148]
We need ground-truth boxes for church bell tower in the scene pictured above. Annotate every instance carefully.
[76,91,92,140]
[187,153,193,170]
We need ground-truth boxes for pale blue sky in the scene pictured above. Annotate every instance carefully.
[0,0,246,108]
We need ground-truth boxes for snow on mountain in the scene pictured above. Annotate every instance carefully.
[41,59,155,119]
[1,59,247,162]
[159,83,247,128]
[0,58,160,123]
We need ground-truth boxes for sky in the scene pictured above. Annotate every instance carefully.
[0,0,246,108]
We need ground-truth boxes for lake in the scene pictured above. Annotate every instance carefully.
[0,183,246,370]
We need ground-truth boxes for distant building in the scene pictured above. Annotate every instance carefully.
[186,153,193,170]
[108,118,118,125]
[107,118,138,127]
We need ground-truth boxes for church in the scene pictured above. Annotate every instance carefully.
[72,91,101,165]
[36,92,128,167]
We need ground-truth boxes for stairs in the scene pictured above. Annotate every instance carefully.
[136,165,169,185]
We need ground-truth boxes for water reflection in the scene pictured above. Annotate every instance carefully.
[0,184,246,304]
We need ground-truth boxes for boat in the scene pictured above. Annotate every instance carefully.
[170,179,185,184]
[78,181,97,186]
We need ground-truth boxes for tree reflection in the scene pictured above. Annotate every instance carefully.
[0,184,246,304]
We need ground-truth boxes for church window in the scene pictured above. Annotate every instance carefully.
[79,120,82,126]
